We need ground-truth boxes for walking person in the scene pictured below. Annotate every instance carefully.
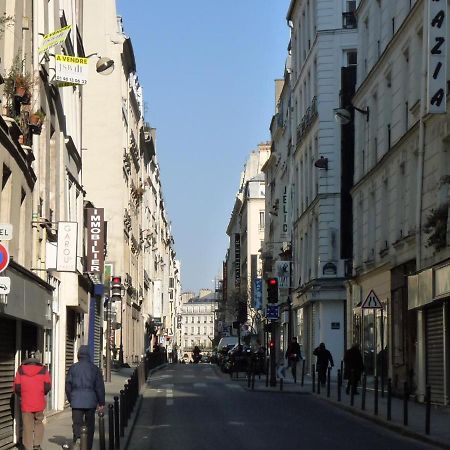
[65,345,105,450]
[13,351,51,450]
[313,342,334,386]
[344,343,364,395]
[285,337,302,383]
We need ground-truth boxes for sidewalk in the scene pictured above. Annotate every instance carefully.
[42,366,138,450]
[229,368,450,449]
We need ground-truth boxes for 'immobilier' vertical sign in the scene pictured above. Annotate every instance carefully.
[85,208,105,278]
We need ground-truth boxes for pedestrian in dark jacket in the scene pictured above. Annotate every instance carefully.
[285,337,302,383]
[313,342,334,386]
[14,353,51,450]
[65,345,105,450]
[344,343,364,395]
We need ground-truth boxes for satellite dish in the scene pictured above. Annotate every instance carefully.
[334,107,352,125]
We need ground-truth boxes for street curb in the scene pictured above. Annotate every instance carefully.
[314,394,450,450]
[121,363,166,450]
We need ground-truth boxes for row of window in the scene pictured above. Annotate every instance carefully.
[183,326,214,336]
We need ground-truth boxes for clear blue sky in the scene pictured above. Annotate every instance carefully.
[116,1,290,293]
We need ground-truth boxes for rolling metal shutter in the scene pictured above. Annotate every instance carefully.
[426,305,445,403]
[94,299,101,367]
[0,318,15,449]
[65,310,76,374]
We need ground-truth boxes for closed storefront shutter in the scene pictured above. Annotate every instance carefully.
[65,310,76,375]
[94,299,101,367]
[426,305,445,403]
[0,318,15,449]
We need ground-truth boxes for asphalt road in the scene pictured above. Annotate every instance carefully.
[128,364,433,450]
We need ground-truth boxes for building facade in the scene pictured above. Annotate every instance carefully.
[180,292,218,358]
[284,0,358,373]
[350,0,450,404]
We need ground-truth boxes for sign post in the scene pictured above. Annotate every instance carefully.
[0,243,10,273]
[362,290,383,381]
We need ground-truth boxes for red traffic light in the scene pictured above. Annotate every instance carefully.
[112,276,121,285]
[269,339,275,348]
[268,278,277,286]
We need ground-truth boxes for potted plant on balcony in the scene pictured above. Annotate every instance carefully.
[3,54,33,115]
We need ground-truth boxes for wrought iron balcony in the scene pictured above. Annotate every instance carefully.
[342,12,357,29]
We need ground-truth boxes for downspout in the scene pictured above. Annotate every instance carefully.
[31,0,40,271]
[415,0,429,402]
[416,0,428,272]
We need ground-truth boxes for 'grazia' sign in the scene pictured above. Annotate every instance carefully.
[427,0,447,114]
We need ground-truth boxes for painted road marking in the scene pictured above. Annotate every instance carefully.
[193,383,207,388]
[166,388,174,406]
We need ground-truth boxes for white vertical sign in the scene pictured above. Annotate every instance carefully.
[427,0,447,114]
[153,279,162,319]
[56,222,78,272]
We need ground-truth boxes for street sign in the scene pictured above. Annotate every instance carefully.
[266,304,279,320]
[0,277,10,294]
[0,224,13,241]
[361,289,383,309]
[0,243,10,273]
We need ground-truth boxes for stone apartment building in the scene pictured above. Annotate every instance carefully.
[181,291,218,357]
[350,0,450,404]
[225,143,269,337]
[0,1,179,446]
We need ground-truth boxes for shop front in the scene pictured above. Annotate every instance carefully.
[408,261,450,404]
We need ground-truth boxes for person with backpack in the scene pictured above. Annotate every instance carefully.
[65,345,105,450]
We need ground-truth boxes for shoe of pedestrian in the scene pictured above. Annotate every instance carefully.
[33,446,41,450]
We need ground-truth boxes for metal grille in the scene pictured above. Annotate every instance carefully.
[0,319,15,449]
[426,305,445,403]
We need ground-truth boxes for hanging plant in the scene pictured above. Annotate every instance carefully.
[423,202,449,251]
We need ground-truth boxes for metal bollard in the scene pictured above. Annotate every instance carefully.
[361,373,366,411]
[301,359,305,387]
[337,369,341,402]
[247,371,251,388]
[326,367,331,398]
[403,382,409,426]
[387,378,392,421]
[123,385,129,428]
[80,425,88,450]
[119,390,125,437]
[350,379,355,407]
[114,396,120,449]
[374,376,379,416]
[425,385,431,435]
[251,372,255,390]
[108,404,114,450]
[265,358,269,387]
[280,378,283,391]
[98,411,105,450]
[312,364,316,393]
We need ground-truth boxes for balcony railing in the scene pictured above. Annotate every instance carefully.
[296,96,318,146]
[342,12,357,29]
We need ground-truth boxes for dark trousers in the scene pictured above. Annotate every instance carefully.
[318,368,327,386]
[72,408,96,450]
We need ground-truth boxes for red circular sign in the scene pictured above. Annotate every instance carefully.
[0,243,10,272]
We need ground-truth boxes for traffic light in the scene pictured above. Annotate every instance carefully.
[111,276,122,301]
[267,277,278,303]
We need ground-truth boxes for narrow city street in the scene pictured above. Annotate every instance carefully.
[128,365,433,450]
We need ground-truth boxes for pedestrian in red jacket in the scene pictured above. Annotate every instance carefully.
[13,353,51,450]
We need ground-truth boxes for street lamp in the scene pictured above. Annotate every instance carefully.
[333,104,369,124]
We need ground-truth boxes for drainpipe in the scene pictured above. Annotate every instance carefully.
[31,0,40,271]
[415,0,428,402]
